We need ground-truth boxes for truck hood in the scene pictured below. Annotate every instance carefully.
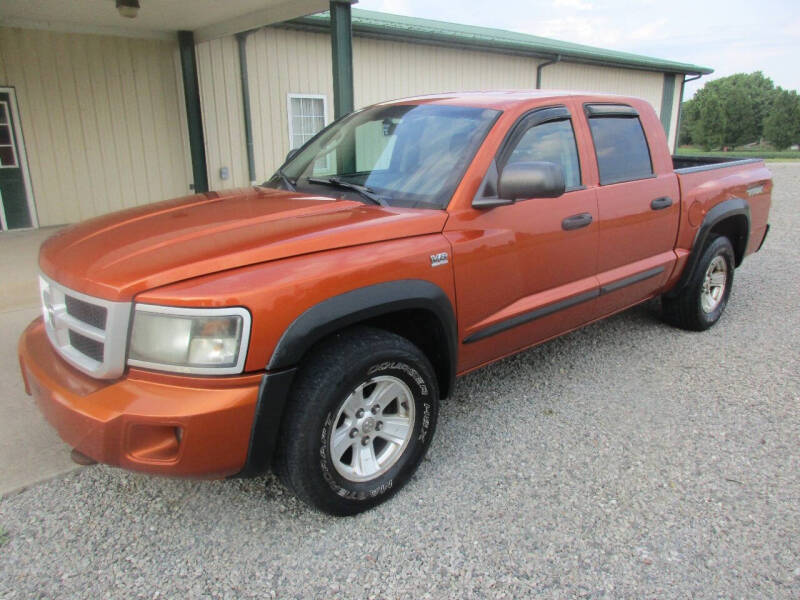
[40,187,448,300]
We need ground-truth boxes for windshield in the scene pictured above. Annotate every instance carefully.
[265,104,500,209]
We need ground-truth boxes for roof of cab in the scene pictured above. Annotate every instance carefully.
[377,90,637,110]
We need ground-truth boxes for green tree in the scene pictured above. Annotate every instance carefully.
[763,88,800,150]
[693,91,726,151]
[679,100,698,146]
[682,71,775,150]
[723,71,775,144]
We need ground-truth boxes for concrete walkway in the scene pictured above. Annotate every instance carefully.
[0,227,79,497]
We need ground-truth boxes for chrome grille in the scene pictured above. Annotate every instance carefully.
[39,274,132,379]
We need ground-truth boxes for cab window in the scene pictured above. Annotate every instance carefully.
[506,119,582,189]
[588,115,653,185]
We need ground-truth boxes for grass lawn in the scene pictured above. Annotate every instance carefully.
[676,146,800,162]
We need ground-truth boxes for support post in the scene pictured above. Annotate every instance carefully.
[330,1,354,119]
[178,31,209,193]
[659,72,677,143]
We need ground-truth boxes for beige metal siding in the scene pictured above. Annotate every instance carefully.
[542,62,664,116]
[197,27,681,185]
[198,29,544,180]
[0,27,192,227]
[196,28,335,186]
[195,35,250,189]
[353,37,540,108]
[248,28,333,183]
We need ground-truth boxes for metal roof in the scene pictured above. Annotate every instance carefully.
[291,8,713,76]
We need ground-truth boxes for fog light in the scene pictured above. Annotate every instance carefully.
[127,424,181,463]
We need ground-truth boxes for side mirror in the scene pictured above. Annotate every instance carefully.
[498,161,565,201]
[285,148,301,163]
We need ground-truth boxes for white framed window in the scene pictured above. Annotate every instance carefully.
[0,101,19,169]
[0,87,37,230]
[287,93,328,151]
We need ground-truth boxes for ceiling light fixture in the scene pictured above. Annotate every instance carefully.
[116,0,140,19]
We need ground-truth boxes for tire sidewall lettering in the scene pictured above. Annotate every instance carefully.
[368,361,428,396]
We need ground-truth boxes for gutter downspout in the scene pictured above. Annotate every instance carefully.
[536,54,561,89]
[236,31,257,185]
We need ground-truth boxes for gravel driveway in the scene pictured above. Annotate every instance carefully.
[1,164,798,599]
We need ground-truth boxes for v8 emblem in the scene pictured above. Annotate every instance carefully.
[430,252,449,267]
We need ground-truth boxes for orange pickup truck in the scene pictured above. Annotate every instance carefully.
[19,91,771,515]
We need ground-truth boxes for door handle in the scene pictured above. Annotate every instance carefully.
[651,196,673,210]
[561,213,593,231]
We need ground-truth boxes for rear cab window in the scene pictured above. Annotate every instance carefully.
[585,104,653,185]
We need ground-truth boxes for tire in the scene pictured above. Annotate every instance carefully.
[276,326,439,516]
[662,235,735,331]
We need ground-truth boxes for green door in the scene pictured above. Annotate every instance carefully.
[0,90,33,230]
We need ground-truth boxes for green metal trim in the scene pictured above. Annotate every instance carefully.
[178,31,209,193]
[330,1,354,119]
[289,9,713,76]
[660,73,676,139]
[674,75,687,151]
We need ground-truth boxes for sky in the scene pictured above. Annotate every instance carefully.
[357,0,800,99]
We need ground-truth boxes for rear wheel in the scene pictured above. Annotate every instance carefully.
[662,235,735,331]
[276,327,439,516]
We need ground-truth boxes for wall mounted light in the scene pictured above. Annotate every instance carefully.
[116,0,140,18]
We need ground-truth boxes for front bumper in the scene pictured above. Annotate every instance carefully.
[18,318,261,478]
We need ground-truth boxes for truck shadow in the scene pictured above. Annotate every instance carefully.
[451,297,667,409]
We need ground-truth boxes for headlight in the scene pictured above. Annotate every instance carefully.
[128,305,251,375]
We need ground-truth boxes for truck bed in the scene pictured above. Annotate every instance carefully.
[672,155,762,173]
[672,156,772,261]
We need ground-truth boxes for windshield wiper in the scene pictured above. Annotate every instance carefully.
[277,168,296,192]
[307,177,388,207]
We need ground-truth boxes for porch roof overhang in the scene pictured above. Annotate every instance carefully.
[0,0,354,42]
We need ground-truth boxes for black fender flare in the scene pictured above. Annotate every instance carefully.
[666,197,750,298]
[268,279,457,374]
[236,279,457,477]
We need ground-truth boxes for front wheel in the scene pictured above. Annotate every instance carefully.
[276,327,439,516]
[662,235,735,331]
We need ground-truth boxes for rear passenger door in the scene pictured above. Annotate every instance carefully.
[584,104,680,316]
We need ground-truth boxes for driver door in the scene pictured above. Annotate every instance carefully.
[445,106,600,372]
